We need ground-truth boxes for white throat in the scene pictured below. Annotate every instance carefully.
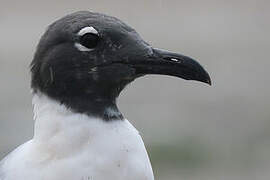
[31,93,142,158]
[2,92,154,180]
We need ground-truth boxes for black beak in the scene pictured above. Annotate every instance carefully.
[128,48,211,85]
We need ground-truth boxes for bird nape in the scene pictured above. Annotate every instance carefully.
[0,11,211,180]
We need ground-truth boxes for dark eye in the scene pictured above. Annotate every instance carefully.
[79,33,99,49]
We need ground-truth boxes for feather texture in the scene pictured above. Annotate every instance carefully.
[0,93,154,180]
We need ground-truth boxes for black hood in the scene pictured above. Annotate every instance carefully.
[31,11,211,120]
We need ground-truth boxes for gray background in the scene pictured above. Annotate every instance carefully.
[1,0,270,179]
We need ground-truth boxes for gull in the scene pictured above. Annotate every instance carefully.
[0,11,211,180]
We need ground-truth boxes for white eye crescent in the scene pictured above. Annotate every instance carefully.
[77,26,98,36]
[75,26,99,52]
[75,43,92,52]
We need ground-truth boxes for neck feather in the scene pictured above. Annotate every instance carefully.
[31,93,135,157]
[32,91,123,121]
[32,93,123,139]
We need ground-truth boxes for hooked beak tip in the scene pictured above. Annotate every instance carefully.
[205,75,212,86]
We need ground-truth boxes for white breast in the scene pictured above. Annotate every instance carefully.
[0,94,154,180]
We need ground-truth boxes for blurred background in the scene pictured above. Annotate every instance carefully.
[0,0,270,179]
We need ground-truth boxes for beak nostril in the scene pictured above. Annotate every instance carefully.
[170,58,179,62]
[163,57,181,63]
[90,67,98,72]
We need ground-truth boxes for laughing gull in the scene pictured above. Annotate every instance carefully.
[0,11,211,180]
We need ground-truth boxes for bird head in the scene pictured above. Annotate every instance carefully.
[31,11,211,120]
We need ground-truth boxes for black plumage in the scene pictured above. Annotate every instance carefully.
[31,11,211,120]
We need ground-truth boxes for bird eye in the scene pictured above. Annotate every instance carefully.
[75,26,100,51]
[79,33,99,49]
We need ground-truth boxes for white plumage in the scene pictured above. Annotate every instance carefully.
[0,11,211,180]
[0,93,154,180]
